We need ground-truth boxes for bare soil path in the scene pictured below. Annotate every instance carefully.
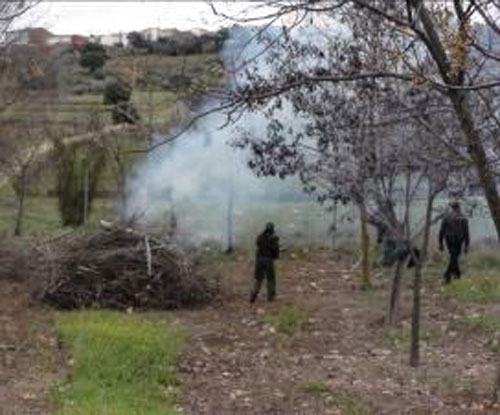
[0,281,61,415]
[175,251,500,415]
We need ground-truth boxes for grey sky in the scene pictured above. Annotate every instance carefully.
[17,1,272,35]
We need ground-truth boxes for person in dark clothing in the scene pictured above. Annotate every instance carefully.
[250,222,280,303]
[439,201,470,283]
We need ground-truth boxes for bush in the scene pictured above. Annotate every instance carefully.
[80,42,108,73]
[55,141,107,227]
[103,78,132,105]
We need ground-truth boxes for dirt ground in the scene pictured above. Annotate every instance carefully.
[175,251,500,415]
[2,249,500,415]
[0,281,61,415]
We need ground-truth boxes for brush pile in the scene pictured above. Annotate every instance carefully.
[34,225,219,310]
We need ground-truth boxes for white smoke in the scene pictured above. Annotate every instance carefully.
[123,27,352,245]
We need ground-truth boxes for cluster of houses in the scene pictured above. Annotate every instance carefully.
[6,26,210,49]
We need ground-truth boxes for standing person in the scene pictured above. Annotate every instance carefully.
[439,201,470,283]
[250,222,280,303]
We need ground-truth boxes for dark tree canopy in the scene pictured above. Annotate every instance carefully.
[103,78,139,124]
[79,42,108,73]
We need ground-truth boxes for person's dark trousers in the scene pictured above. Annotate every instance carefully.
[250,257,276,303]
[444,237,464,283]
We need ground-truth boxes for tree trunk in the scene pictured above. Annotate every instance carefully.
[83,158,89,226]
[410,185,435,367]
[13,175,26,237]
[331,200,338,248]
[410,261,422,367]
[387,259,404,325]
[448,90,500,241]
[358,200,371,290]
[225,182,234,254]
[415,3,500,240]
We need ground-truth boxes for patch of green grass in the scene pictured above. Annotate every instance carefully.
[333,391,371,415]
[452,314,500,351]
[302,381,331,395]
[445,272,500,304]
[0,194,116,238]
[264,306,308,336]
[469,250,500,271]
[302,382,370,414]
[453,314,500,335]
[54,310,184,415]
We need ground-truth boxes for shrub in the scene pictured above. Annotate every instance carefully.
[55,141,107,227]
[103,78,132,105]
[80,42,108,73]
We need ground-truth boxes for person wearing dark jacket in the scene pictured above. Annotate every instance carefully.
[439,201,470,283]
[250,222,280,303]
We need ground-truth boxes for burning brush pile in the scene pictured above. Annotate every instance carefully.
[34,224,219,310]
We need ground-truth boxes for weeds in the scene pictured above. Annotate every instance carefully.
[302,382,370,415]
[451,314,500,352]
[302,381,331,395]
[469,250,500,272]
[55,310,184,415]
[446,272,500,304]
[453,314,500,335]
[264,306,308,335]
[332,390,371,415]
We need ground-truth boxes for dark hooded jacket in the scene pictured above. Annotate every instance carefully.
[256,230,280,260]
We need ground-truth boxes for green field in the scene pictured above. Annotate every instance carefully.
[55,311,184,415]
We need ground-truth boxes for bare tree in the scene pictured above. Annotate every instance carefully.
[0,121,49,236]
[205,0,500,241]
[0,1,42,110]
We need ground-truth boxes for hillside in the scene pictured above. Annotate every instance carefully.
[0,44,225,237]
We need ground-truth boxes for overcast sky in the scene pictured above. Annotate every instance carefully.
[16,1,272,35]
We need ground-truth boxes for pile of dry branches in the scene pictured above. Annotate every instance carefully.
[34,226,219,310]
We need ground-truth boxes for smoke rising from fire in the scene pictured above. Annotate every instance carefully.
[123,27,326,244]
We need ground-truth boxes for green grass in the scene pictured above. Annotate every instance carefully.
[302,383,370,415]
[451,314,500,353]
[453,314,500,335]
[332,391,371,415]
[55,310,184,415]
[264,306,309,336]
[445,272,500,303]
[443,248,500,303]
[468,250,500,272]
[0,194,116,237]
[302,381,332,395]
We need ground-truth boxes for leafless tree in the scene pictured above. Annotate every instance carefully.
[0,1,41,111]
[203,0,500,241]
[0,121,49,236]
[214,8,472,365]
